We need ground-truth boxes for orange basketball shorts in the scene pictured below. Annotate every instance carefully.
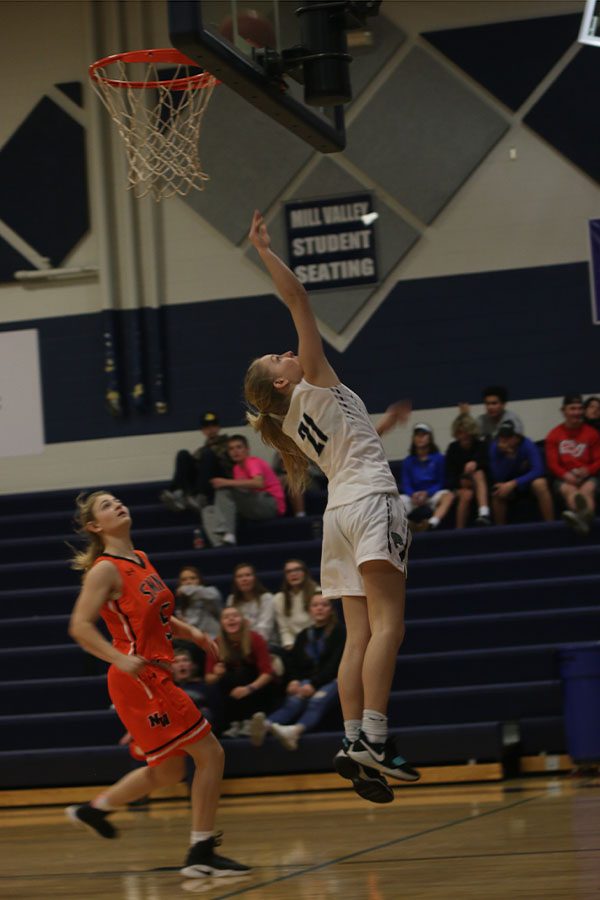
[108,663,211,767]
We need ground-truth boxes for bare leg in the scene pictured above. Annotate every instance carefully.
[360,560,406,714]
[455,488,473,529]
[185,732,225,831]
[98,754,186,807]
[580,479,597,515]
[492,494,508,525]
[337,595,370,721]
[433,491,454,523]
[560,483,579,511]
[531,478,554,521]
[472,469,489,507]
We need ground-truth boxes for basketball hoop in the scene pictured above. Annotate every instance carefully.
[89,49,218,201]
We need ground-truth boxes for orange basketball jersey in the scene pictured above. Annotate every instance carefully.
[95,550,211,764]
[95,550,175,664]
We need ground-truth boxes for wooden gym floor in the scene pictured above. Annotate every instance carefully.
[1,773,599,899]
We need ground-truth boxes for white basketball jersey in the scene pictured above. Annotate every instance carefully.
[282,379,398,509]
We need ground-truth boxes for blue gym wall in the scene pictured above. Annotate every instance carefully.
[0,260,596,443]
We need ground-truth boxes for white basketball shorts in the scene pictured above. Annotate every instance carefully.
[320,492,410,599]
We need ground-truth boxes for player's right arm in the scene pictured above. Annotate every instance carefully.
[248,210,338,388]
[69,561,146,676]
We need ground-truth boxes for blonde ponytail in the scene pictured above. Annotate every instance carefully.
[70,491,108,576]
[244,358,311,495]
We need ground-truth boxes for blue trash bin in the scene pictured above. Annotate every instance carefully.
[559,643,600,763]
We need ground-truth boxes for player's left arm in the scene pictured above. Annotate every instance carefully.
[170,615,219,660]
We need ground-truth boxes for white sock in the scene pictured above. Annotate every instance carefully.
[295,511,306,517]
[478,506,490,517]
[428,516,440,528]
[344,719,361,743]
[92,795,115,812]
[191,830,214,846]
[362,709,388,744]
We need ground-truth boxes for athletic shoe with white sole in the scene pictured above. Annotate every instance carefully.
[334,739,394,804]
[249,711,269,747]
[270,723,299,750]
[65,803,117,839]
[180,832,251,879]
[347,731,421,782]
[562,509,590,536]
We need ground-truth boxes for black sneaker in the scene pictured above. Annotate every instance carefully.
[65,803,117,839]
[334,738,394,804]
[475,514,491,526]
[347,732,421,782]
[180,832,251,878]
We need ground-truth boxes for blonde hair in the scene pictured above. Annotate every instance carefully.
[451,413,480,439]
[244,358,311,495]
[70,491,110,576]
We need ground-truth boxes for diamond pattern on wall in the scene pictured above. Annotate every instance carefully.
[525,46,600,185]
[0,93,88,277]
[423,14,580,111]
[345,47,508,224]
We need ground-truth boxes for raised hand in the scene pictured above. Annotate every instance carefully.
[248,209,271,251]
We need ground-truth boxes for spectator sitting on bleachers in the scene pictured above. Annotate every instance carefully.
[201,434,286,547]
[205,607,274,738]
[584,396,600,433]
[489,422,554,525]
[446,414,491,528]
[461,386,524,440]
[175,566,222,639]
[248,594,344,751]
[545,393,600,536]
[160,411,232,513]
[399,423,454,531]
[226,562,276,644]
[273,559,320,651]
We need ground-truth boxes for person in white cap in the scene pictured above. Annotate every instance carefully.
[400,423,454,530]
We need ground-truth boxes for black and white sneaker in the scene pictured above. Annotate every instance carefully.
[65,803,117,839]
[562,509,590,536]
[347,732,421,782]
[181,832,251,879]
[334,739,394,804]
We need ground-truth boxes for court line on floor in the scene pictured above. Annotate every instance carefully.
[208,787,555,899]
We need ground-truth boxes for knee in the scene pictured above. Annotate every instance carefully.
[531,478,547,494]
[373,619,405,647]
[152,755,186,787]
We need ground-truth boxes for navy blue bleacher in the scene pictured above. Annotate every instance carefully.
[0,478,597,789]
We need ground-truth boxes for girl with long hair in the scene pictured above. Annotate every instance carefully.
[205,606,274,737]
[272,558,319,650]
[66,491,249,878]
[225,562,276,643]
[243,211,420,804]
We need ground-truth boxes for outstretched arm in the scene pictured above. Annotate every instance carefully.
[249,210,338,387]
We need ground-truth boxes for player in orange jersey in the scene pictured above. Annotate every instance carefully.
[65,490,249,879]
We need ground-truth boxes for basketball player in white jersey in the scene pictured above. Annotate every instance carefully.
[244,211,420,803]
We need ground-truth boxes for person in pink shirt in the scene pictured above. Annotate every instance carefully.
[545,393,600,535]
[201,434,285,546]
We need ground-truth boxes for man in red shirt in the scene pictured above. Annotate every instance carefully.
[200,434,285,546]
[545,394,600,535]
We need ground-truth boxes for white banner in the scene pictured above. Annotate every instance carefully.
[0,329,45,458]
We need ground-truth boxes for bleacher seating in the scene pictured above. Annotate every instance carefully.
[0,477,597,789]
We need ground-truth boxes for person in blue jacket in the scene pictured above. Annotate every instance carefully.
[490,421,554,524]
[400,423,454,531]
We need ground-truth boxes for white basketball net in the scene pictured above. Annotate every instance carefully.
[90,58,217,201]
